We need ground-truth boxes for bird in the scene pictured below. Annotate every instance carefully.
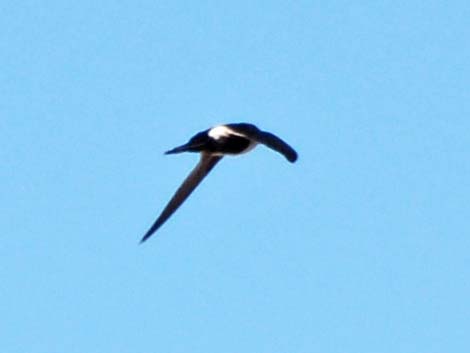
[140,123,298,243]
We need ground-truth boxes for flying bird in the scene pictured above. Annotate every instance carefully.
[141,123,297,243]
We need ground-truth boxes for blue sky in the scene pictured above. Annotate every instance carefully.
[1,1,469,352]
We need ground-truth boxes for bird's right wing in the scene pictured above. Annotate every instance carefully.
[228,123,298,162]
[141,153,223,243]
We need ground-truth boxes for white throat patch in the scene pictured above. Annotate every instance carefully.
[207,125,257,155]
[208,125,236,140]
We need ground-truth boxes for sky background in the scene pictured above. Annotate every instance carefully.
[1,1,470,352]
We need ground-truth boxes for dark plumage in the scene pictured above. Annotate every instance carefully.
[141,123,297,243]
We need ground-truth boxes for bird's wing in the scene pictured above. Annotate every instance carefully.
[227,123,298,162]
[140,153,223,243]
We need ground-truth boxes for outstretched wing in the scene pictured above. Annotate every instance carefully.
[141,153,223,243]
[227,123,298,163]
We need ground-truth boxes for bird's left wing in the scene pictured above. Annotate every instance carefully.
[141,153,223,243]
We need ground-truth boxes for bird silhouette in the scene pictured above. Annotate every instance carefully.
[141,123,298,243]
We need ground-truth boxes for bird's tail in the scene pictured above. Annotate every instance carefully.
[165,144,190,154]
[165,142,205,154]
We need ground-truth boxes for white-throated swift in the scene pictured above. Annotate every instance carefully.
[141,123,297,243]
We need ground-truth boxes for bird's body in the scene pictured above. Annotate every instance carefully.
[166,124,258,156]
[141,123,297,243]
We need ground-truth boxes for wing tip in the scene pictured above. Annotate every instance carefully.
[283,147,298,163]
[140,227,157,244]
[139,234,150,244]
[287,151,298,163]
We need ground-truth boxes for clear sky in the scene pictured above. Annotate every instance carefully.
[2,1,469,352]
